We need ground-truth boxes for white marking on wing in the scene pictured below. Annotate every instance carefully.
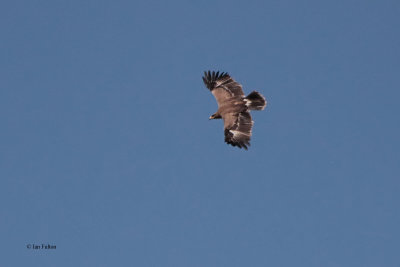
[230,130,251,137]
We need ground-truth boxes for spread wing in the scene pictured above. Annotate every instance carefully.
[223,111,254,150]
[202,71,245,107]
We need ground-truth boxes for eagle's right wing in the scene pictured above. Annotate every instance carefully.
[202,71,245,107]
[223,111,254,150]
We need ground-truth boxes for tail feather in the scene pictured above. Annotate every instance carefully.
[245,91,267,110]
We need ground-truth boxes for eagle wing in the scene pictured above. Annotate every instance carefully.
[223,111,254,150]
[202,71,245,107]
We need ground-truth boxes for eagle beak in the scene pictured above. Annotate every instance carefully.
[209,116,213,120]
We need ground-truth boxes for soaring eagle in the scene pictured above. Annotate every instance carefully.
[203,71,267,150]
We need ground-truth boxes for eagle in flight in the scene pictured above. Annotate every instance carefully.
[203,71,267,150]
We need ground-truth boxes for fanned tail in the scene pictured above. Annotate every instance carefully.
[244,91,267,110]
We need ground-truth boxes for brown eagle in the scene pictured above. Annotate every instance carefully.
[203,71,267,150]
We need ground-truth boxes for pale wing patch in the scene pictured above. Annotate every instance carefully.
[230,130,251,137]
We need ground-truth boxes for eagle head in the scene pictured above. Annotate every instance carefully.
[209,113,222,120]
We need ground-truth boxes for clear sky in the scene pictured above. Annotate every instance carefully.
[1,0,399,266]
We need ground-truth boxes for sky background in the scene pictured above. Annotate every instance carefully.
[1,0,399,266]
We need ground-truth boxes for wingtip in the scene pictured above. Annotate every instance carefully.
[202,70,233,92]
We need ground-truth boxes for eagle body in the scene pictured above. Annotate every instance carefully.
[203,71,267,150]
[213,96,247,117]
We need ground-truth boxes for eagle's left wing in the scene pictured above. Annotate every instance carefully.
[223,111,254,150]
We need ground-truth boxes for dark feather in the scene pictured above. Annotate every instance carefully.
[202,70,231,91]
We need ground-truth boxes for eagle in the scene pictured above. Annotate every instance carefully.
[203,71,267,150]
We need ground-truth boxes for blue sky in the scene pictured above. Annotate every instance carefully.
[1,0,399,266]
